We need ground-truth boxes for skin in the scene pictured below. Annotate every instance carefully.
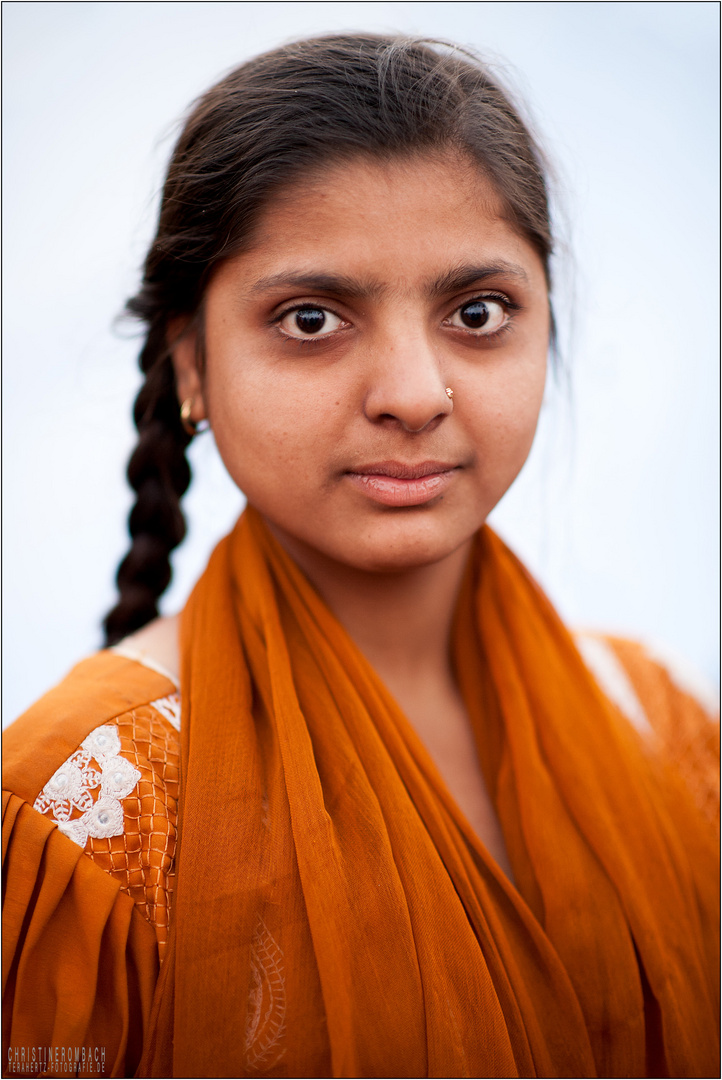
[128,151,550,876]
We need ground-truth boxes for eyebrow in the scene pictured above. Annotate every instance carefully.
[250,271,385,300]
[249,261,529,300]
[428,262,529,296]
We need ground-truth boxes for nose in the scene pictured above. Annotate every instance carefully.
[363,331,452,433]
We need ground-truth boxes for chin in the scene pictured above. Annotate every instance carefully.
[332,518,480,574]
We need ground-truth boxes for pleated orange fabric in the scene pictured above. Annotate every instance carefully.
[2,655,175,1077]
[137,508,718,1078]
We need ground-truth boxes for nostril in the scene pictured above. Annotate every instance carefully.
[364,376,454,432]
[374,412,446,435]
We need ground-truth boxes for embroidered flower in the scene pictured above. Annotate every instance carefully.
[101,755,140,799]
[85,795,125,839]
[35,756,100,820]
[82,725,121,759]
[34,723,141,848]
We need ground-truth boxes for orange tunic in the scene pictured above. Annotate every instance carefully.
[2,512,719,1077]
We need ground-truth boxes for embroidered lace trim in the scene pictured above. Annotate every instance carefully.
[110,643,180,688]
[151,691,181,730]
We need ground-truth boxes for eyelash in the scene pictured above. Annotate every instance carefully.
[273,302,347,345]
[446,292,521,343]
[272,292,521,343]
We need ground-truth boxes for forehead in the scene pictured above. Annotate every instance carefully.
[224,152,546,293]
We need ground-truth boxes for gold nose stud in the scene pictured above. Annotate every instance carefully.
[445,387,454,400]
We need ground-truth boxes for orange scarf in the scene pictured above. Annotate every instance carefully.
[140,508,718,1078]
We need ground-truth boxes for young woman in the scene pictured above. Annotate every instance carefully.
[3,34,718,1079]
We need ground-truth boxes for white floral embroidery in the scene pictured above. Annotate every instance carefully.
[85,795,125,838]
[100,755,140,799]
[151,692,181,731]
[34,759,97,821]
[245,918,286,1071]
[34,723,141,848]
[82,725,121,758]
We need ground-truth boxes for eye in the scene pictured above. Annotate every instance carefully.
[278,306,344,338]
[447,298,508,335]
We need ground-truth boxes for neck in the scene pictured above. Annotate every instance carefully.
[266,520,472,692]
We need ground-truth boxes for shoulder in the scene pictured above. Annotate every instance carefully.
[113,613,181,687]
[575,631,719,826]
[3,649,181,954]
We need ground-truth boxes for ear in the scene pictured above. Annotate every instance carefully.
[168,318,207,424]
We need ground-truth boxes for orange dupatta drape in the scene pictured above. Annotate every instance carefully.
[140,508,718,1078]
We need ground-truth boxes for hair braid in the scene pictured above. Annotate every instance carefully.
[103,322,191,646]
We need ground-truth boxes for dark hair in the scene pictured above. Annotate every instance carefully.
[103,32,554,645]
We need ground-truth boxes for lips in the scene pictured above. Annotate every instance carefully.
[345,460,459,507]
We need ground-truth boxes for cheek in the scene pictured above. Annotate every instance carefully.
[469,356,547,472]
[204,364,342,498]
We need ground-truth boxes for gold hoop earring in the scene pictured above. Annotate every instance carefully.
[180,397,207,437]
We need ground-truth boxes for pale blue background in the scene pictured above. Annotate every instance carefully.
[4,1,719,723]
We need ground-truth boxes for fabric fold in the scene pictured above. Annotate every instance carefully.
[2,793,159,1077]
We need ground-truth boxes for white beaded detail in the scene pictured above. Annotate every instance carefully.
[34,723,141,848]
[150,692,182,731]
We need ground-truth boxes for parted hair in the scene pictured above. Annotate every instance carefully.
[103,32,554,645]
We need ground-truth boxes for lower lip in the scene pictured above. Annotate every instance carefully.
[345,470,456,507]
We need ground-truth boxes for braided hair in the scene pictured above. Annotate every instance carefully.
[104,33,554,644]
[103,324,191,644]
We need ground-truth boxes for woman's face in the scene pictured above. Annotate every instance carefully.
[174,152,550,574]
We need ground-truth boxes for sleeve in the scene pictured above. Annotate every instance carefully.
[2,792,160,1079]
[1,660,181,1080]
[604,636,719,830]
[575,632,719,998]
